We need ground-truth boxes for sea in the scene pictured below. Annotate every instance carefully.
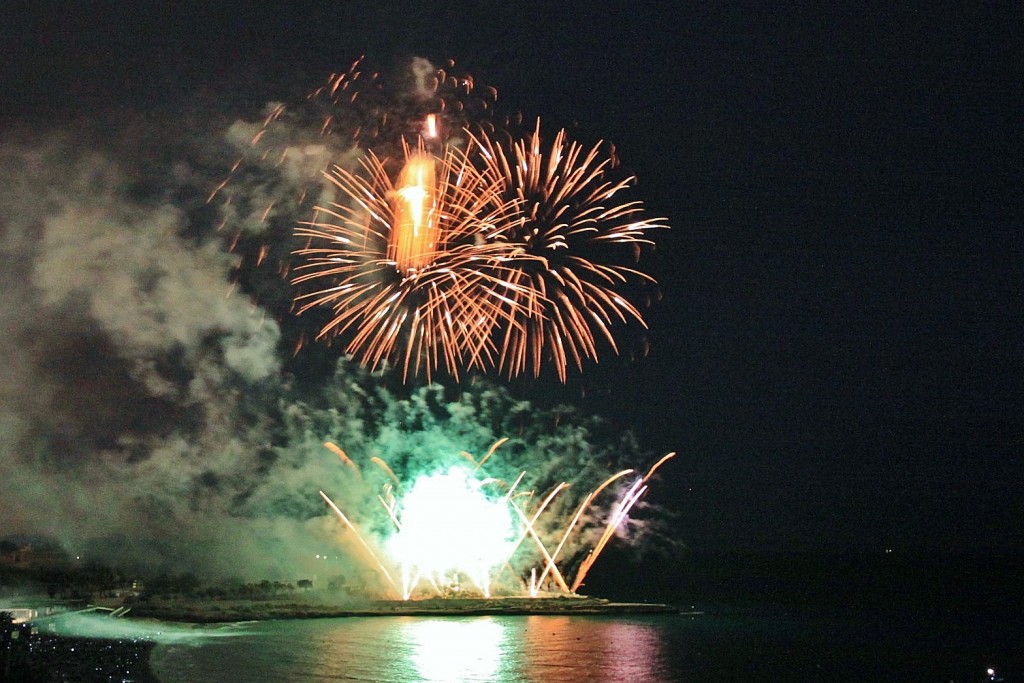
[144,607,1020,683]
[16,554,1024,682]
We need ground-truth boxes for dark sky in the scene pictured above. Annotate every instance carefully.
[2,2,1021,557]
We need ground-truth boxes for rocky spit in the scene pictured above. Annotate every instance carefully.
[127,595,682,623]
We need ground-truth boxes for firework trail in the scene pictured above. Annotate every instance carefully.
[318,437,675,599]
[279,58,666,382]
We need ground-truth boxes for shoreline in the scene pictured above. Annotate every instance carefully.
[125,595,683,623]
[6,598,681,680]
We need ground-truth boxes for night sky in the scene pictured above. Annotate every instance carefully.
[1,2,1021,563]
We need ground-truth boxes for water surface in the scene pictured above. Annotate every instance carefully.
[148,607,1023,682]
[151,614,689,682]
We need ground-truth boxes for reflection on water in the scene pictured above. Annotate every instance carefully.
[404,618,506,681]
[152,614,680,682]
[600,619,664,679]
[518,616,664,681]
[147,603,1024,682]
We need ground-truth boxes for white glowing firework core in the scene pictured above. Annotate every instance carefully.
[388,468,515,591]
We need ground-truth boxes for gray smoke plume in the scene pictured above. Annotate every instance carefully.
[0,116,305,579]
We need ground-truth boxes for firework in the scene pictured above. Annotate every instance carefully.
[205,58,499,328]
[469,122,667,380]
[253,57,661,382]
[292,142,524,380]
[292,127,664,381]
[318,439,674,599]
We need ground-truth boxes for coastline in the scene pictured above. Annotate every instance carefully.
[125,595,683,623]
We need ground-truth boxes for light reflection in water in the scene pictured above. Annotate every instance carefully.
[598,620,663,679]
[519,615,664,681]
[152,615,679,683]
[396,616,666,682]
[402,617,508,682]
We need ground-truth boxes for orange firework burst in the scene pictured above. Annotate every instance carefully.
[470,122,667,381]
[291,64,666,383]
[293,141,524,380]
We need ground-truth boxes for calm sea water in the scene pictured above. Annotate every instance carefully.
[146,607,1023,682]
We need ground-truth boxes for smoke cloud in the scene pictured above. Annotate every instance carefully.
[0,60,673,588]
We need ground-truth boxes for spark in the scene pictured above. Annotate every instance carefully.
[424,113,438,139]
[536,468,633,590]
[469,122,668,381]
[370,456,401,486]
[571,479,647,593]
[570,453,674,593]
[293,121,663,382]
[285,61,665,383]
[319,441,674,599]
[319,490,400,598]
[387,468,516,599]
[293,141,523,382]
[507,485,572,594]
[324,441,360,478]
